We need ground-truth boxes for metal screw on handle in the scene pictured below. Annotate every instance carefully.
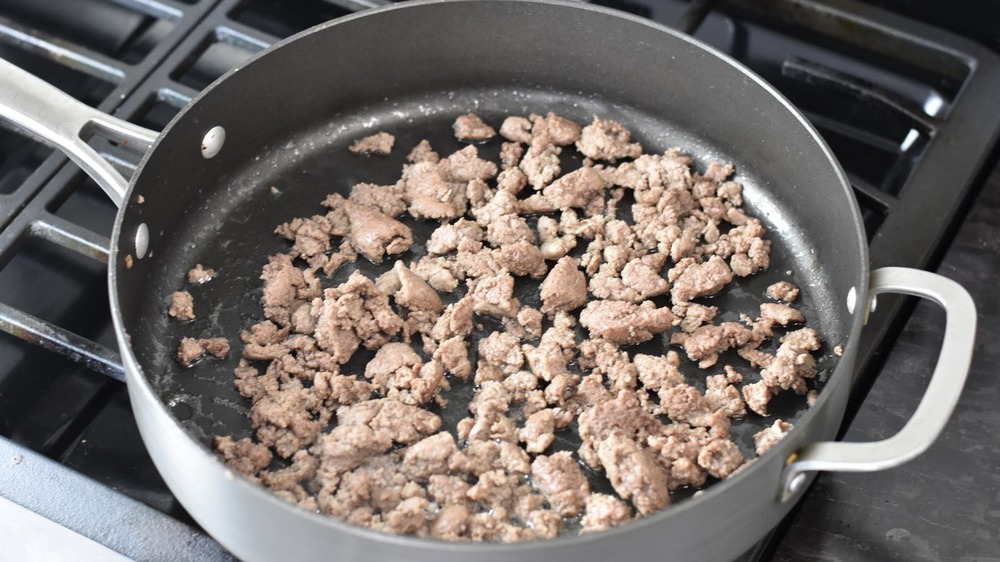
[781,267,976,502]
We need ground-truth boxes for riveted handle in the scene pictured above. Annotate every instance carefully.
[0,57,159,207]
[781,267,976,501]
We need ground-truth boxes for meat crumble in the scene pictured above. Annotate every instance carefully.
[186,112,831,543]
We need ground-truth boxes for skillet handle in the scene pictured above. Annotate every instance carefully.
[0,58,158,208]
[780,267,976,502]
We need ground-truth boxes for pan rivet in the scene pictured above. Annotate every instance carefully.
[135,223,149,259]
[846,286,857,314]
[788,473,807,494]
[201,126,226,159]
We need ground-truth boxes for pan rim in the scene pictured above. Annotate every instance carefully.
[108,0,869,552]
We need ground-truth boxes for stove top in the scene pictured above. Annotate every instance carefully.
[0,0,998,560]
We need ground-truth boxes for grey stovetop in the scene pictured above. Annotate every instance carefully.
[773,163,1000,560]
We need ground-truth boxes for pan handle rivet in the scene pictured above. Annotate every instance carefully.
[846,286,857,314]
[135,223,149,259]
[788,473,807,494]
[201,126,226,159]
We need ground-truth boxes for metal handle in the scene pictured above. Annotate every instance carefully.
[781,266,976,501]
[0,58,158,208]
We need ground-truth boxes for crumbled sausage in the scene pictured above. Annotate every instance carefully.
[539,256,587,315]
[350,182,406,218]
[168,291,195,321]
[575,117,642,162]
[176,337,229,366]
[530,452,589,516]
[350,131,395,155]
[453,113,496,142]
[754,419,793,455]
[187,264,215,284]
[580,493,632,533]
[211,111,829,542]
[596,433,670,515]
[579,300,674,345]
[214,436,271,477]
[345,200,413,263]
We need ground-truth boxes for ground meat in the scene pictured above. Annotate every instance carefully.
[187,264,215,284]
[520,141,561,190]
[214,436,271,477]
[349,131,395,155]
[580,493,633,533]
[407,139,439,163]
[402,432,458,481]
[212,110,829,543]
[754,419,793,455]
[579,300,674,345]
[542,166,605,210]
[393,261,443,314]
[596,433,670,515]
[383,497,430,536]
[533,112,582,146]
[469,270,520,318]
[670,322,752,368]
[478,331,524,374]
[578,391,661,468]
[315,424,392,475]
[530,452,589,516]
[633,352,684,392]
[760,328,821,392]
[427,219,483,255]
[402,161,469,220]
[669,255,734,303]
[499,116,532,144]
[433,336,471,379]
[176,337,229,366]
[168,290,195,320]
[345,201,413,263]
[431,504,470,540]
[313,272,403,363]
[539,256,587,315]
[349,182,406,218]
[696,438,744,478]
[453,113,496,142]
[519,409,556,454]
[575,117,642,162]
[251,380,327,458]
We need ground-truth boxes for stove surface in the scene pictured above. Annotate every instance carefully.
[0,0,997,560]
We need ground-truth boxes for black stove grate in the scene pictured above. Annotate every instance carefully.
[0,0,997,559]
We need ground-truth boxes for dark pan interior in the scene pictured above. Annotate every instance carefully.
[110,0,865,514]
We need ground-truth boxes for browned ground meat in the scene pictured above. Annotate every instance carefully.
[576,117,642,162]
[453,113,496,142]
[207,111,826,543]
[349,131,395,155]
[176,337,229,366]
[530,452,590,516]
[580,493,633,533]
[187,264,215,284]
[753,419,793,455]
[766,280,800,303]
[539,256,587,315]
[168,290,195,321]
[579,300,674,345]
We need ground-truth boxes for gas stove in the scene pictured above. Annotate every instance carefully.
[1,1,998,560]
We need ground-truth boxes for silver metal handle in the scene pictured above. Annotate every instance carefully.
[0,57,158,208]
[781,266,976,501]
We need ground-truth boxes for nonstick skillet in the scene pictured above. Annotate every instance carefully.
[0,1,975,560]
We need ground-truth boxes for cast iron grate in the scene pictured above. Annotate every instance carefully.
[0,0,997,560]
